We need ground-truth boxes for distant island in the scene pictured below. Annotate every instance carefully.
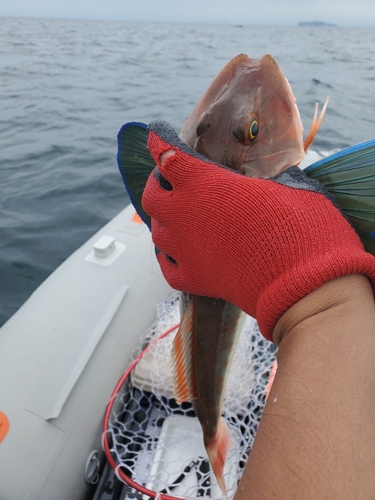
[298,21,336,27]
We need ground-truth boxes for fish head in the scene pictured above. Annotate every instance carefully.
[179,54,305,178]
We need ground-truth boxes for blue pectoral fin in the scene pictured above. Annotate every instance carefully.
[117,122,155,229]
[305,139,375,255]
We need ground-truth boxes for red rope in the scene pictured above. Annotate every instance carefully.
[103,323,180,500]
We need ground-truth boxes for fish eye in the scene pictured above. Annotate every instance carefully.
[249,119,259,141]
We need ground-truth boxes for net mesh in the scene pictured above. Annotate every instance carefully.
[104,293,277,500]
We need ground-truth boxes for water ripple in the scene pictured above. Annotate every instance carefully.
[1,17,375,324]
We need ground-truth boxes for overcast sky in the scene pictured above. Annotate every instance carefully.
[1,0,375,27]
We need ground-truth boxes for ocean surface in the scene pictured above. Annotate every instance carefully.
[1,17,375,326]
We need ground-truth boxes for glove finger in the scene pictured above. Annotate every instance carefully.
[147,120,224,185]
[142,167,174,223]
[155,247,178,266]
[150,218,179,261]
[155,250,184,291]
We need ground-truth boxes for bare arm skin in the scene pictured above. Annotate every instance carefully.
[235,274,375,500]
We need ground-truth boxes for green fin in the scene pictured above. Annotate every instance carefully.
[305,139,375,255]
[117,122,155,229]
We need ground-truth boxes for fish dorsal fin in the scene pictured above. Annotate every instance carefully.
[303,96,330,153]
[117,122,155,229]
[171,299,198,404]
[305,138,375,255]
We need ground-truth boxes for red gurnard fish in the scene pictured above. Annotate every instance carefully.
[172,54,328,495]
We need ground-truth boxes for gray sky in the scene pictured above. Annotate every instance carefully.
[1,0,375,27]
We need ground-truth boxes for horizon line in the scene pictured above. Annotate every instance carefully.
[1,14,374,29]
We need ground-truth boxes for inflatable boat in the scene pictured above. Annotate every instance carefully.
[0,151,324,500]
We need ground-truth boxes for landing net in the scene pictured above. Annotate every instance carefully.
[103,293,277,500]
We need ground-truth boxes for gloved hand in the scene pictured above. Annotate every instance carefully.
[142,120,375,341]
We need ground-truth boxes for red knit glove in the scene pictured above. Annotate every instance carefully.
[142,121,375,341]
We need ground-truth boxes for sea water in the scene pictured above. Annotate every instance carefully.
[1,17,375,325]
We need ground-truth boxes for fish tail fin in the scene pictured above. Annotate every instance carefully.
[303,96,330,153]
[171,299,198,403]
[205,417,233,496]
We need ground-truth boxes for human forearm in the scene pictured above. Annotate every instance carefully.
[235,274,375,499]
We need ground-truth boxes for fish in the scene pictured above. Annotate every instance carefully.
[117,53,329,495]
[173,54,328,495]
